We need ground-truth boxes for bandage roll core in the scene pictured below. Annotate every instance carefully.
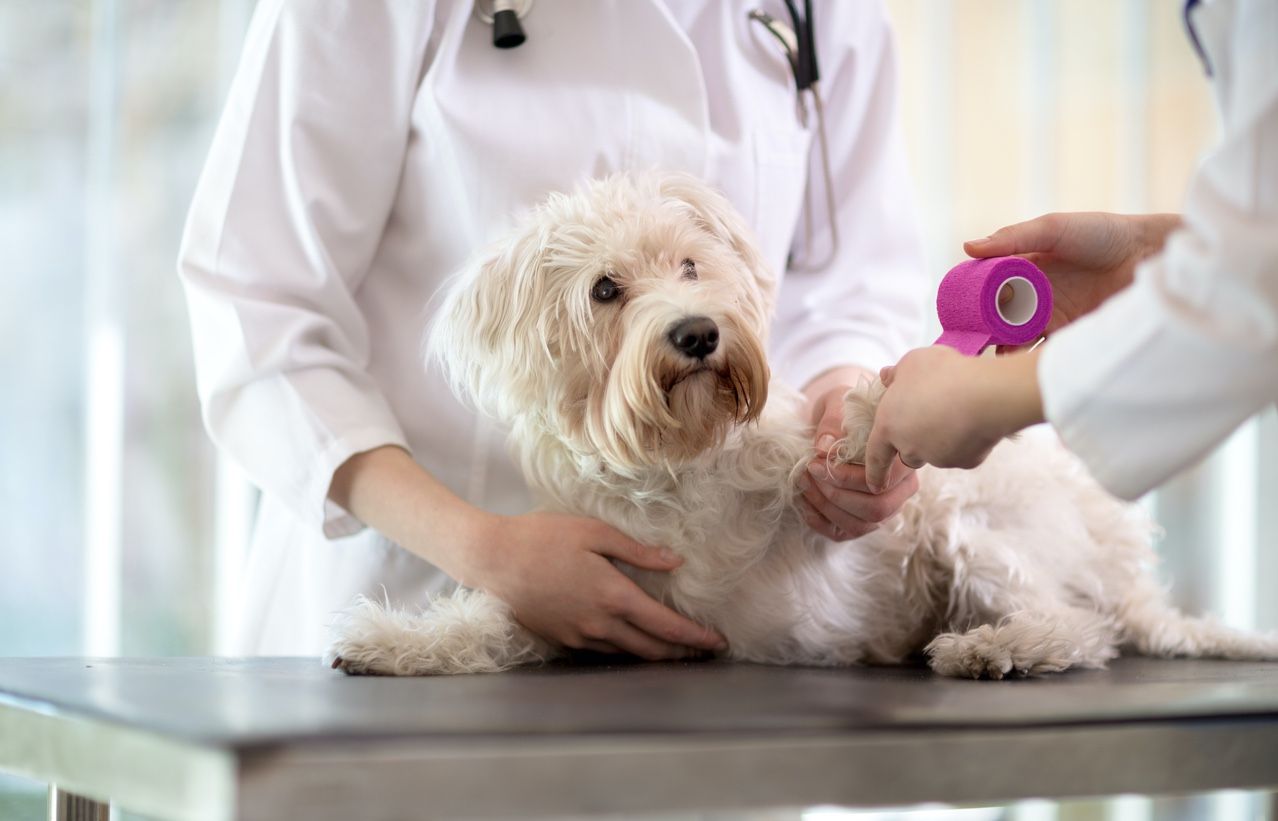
[934,256,1053,356]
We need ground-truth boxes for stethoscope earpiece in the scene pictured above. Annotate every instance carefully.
[491,8,525,48]
[475,0,533,49]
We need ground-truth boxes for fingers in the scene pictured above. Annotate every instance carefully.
[863,424,900,494]
[606,622,701,661]
[964,214,1063,259]
[805,457,911,494]
[618,581,728,652]
[995,337,1047,357]
[799,466,919,542]
[590,525,683,572]
[811,393,845,453]
[798,479,877,541]
[798,496,852,541]
[578,639,627,655]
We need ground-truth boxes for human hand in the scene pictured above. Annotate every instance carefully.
[965,212,1180,347]
[466,511,728,660]
[864,347,1045,490]
[799,385,919,541]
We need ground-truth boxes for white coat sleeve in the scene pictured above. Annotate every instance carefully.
[1038,0,1278,500]
[178,0,435,538]
[770,0,929,391]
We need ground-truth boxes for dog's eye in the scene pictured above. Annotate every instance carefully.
[681,259,697,280]
[591,276,621,303]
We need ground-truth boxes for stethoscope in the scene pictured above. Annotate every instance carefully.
[473,0,533,49]
[747,1,839,270]
[1182,0,1213,77]
[474,0,839,269]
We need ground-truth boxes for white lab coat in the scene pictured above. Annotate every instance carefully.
[179,0,926,654]
[1039,0,1278,501]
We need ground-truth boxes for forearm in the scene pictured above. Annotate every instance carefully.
[328,446,494,585]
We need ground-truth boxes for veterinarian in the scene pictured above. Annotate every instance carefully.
[179,1,929,658]
[864,0,1277,502]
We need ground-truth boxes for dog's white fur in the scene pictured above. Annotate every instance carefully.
[327,172,1278,678]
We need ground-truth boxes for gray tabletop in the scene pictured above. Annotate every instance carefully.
[3,657,1278,820]
[3,656,1278,744]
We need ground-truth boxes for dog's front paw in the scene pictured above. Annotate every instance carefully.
[832,379,886,465]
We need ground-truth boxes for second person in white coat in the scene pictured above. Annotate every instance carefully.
[863,0,1276,506]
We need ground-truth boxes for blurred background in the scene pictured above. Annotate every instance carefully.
[0,1,1274,819]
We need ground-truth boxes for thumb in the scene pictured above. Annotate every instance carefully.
[863,422,898,494]
[591,525,683,572]
[964,214,1061,259]
[812,395,845,455]
[879,365,896,387]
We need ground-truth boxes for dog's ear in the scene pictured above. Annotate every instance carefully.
[658,173,776,308]
[426,227,551,421]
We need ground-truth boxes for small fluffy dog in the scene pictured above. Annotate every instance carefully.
[328,172,1277,678]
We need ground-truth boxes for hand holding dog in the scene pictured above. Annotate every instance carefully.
[473,512,729,660]
[329,445,725,661]
[864,347,1045,489]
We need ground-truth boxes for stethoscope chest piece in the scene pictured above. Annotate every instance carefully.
[474,0,534,49]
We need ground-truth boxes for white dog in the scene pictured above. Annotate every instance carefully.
[327,172,1277,678]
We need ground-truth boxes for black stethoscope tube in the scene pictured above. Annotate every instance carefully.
[1182,0,1213,76]
[782,0,819,91]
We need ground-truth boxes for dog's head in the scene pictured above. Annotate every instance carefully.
[430,172,774,472]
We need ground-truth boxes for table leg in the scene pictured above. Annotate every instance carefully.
[47,785,109,821]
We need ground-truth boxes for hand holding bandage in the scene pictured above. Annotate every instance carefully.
[963,212,1181,343]
[862,212,1181,489]
[862,258,1052,490]
[863,346,1042,491]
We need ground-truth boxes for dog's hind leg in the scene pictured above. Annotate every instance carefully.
[325,589,555,675]
[926,607,1121,679]
[1115,576,1278,661]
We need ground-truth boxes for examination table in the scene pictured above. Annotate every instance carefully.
[2,657,1277,820]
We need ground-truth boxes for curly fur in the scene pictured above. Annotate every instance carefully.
[327,172,1278,678]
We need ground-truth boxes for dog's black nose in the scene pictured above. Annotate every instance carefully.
[668,316,719,360]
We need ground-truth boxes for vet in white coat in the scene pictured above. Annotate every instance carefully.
[1039,0,1278,500]
[178,0,926,654]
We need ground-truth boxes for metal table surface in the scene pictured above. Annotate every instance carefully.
[2,657,1278,820]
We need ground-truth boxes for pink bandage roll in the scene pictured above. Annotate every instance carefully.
[934,257,1053,356]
